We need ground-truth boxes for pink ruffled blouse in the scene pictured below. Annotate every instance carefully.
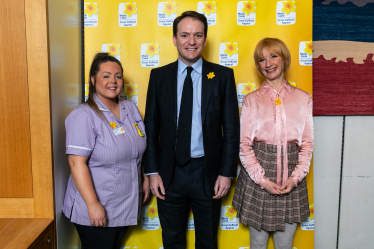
[240,80,314,189]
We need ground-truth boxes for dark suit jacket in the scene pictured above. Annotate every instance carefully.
[143,58,240,192]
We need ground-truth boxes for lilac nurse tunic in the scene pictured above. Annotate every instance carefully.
[63,94,146,227]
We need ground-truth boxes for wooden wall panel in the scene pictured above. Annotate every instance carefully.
[25,0,54,218]
[0,0,33,197]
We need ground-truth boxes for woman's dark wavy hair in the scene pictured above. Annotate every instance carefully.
[85,52,124,120]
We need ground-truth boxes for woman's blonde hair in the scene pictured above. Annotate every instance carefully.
[253,38,291,77]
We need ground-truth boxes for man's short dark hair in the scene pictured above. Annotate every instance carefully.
[173,11,208,37]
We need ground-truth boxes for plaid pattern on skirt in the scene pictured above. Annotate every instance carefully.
[232,142,310,232]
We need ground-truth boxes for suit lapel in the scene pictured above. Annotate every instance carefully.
[201,59,215,125]
[166,60,178,125]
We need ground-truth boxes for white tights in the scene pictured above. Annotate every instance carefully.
[249,223,297,249]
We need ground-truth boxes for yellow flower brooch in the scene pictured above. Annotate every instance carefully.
[207,72,215,79]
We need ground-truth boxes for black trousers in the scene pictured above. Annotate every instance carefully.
[157,157,221,249]
[74,223,129,249]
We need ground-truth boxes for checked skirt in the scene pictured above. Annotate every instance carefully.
[232,142,310,232]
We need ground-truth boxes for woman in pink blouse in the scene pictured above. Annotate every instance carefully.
[232,38,313,249]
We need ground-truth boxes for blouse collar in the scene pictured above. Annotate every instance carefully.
[258,79,292,95]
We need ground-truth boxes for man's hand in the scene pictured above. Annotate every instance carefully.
[264,180,282,195]
[213,175,231,199]
[279,179,296,194]
[149,174,166,200]
[142,174,150,204]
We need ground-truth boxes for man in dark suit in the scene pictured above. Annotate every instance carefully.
[144,11,240,249]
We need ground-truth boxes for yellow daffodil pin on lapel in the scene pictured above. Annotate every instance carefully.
[207,72,215,79]
[275,98,282,105]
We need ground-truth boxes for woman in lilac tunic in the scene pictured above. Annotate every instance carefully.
[63,53,149,249]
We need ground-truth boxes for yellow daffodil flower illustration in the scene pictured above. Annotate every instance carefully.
[84,2,98,17]
[281,0,296,15]
[145,42,160,58]
[109,122,117,129]
[288,80,297,87]
[146,204,159,220]
[242,81,256,95]
[107,43,120,56]
[224,41,238,57]
[207,72,215,79]
[163,1,177,16]
[275,98,282,105]
[189,209,194,220]
[242,1,256,15]
[124,1,137,17]
[202,0,216,16]
[309,203,314,220]
[304,39,313,56]
[124,82,138,98]
[225,206,237,220]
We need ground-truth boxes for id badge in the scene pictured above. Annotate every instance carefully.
[113,127,125,136]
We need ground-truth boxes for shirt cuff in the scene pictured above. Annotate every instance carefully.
[66,145,92,157]
[259,177,269,189]
[290,176,298,187]
[146,172,159,176]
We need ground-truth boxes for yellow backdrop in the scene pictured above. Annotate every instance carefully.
[84,0,313,248]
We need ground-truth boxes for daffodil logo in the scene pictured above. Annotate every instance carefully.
[163,1,177,16]
[84,2,98,27]
[145,42,160,58]
[141,204,160,230]
[309,203,314,220]
[119,2,138,27]
[299,41,312,66]
[241,81,256,95]
[281,0,296,15]
[187,209,195,230]
[237,1,256,26]
[219,42,239,67]
[107,43,121,56]
[301,202,314,230]
[304,39,313,56]
[224,41,238,57]
[288,80,297,87]
[276,1,296,25]
[124,82,138,98]
[242,1,256,15]
[237,82,256,107]
[220,206,239,230]
[146,204,159,220]
[158,1,177,26]
[202,0,216,16]
[101,43,121,61]
[225,206,237,220]
[141,42,160,68]
[84,2,98,17]
[124,2,137,17]
[197,1,217,25]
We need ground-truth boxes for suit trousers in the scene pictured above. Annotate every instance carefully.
[74,223,129,249]
[157,157,221,249]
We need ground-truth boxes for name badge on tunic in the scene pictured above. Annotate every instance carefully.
[113,127,126,136]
